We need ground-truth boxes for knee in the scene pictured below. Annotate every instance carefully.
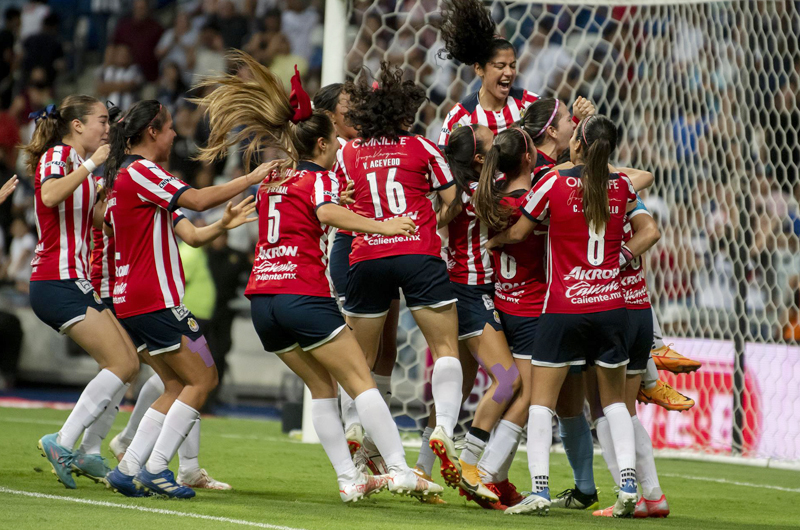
[163,379,184,400]
[201,364,219,392]
[117,355,140,383]
[489,362,521,406]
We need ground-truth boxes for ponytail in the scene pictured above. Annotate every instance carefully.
[442,124,486,211]
[22,95,100,177]
[577,115,617,231]
[104,100,166,189]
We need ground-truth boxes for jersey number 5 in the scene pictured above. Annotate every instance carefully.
[366,168,407,218]
[267,195,282,244]
[587,223,606,266]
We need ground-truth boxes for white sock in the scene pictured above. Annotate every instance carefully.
[595,416,619,486]
[354,388,407,471]
[146,400,199,474]
[431,357,463,437]
[603,403,637,486]
[372,373,392,407]
[118,408,165,476]
[339,384,360,433]
[479,419,522,483]
[79,383,129,454]
[643,358,659,389]
[119,374,164,444]
[497,435,520,482]
[178,419,201,476]
[527,405,554,493]
[415,426,435,476]
[58,369,125,449]
[651,307,665,349]
[460,428,490,466]
[312,398,359,482]
[632,416,663,499]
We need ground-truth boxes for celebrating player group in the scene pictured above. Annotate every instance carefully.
[19,0,703,519]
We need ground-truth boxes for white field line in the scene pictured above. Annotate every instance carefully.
[0,486,307,530]
[0,417,63,426]
[660,473,800,493]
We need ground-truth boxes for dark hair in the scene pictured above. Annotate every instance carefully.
[192,51,334,171]
[473,127,532,232]
[4,7,21,21]
[578,115,617,231]
[313,83,344,113]
[443,124,487,206]
[344,62,426,141]
[519,97,560,147]
[439,0,515,67]
[105,100,167,189]
[22,94,101,177]
[43,13,59,28]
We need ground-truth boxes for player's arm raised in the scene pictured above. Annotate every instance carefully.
[175,196,257,247]
[316,203,415,237]
[177,161,281,211]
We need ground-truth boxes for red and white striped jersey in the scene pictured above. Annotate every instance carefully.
[31,144,98,281]
[446,181,493,285]
[437,87,539,146]
[109,156,191,318]
[331,137,353,237]
[621,193,652,309]
[341,134,454,265]
[245,161,339,298]
[533,149,557,180]
[91,193,115,298]
[521,165,637,314]
[493,190,548,317]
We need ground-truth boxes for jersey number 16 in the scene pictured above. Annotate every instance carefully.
[366,168,407,218]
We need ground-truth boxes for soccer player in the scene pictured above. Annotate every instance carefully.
[339,63,464,488]
[24,96,139,489]
[103,99,271,498]
[192,52,442,502]
[490,115,640,517]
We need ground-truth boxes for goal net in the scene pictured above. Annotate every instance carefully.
[324,0,800,466]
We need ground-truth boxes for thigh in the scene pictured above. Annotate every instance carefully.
[281,346,339,400]
[411,303,459,360]
[555,371,586,418]
[68,306,137,373]
[465,324,516,377]
[161,335,218,389]
[460,340,479,398]
[346,313,387,368]
[595,365,627,408]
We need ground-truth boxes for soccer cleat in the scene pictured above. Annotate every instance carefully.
[105,467,150,497]
[635,495,670,518]
[491,479,524,507]
[38,433,76,489]
[345,423,364,456]
[651,344,702,373]
[458,459,499,502]
[108,434,128,462]
[592,504,615,517]
[459,481,507,510]
[352,447,371,474]
[72,452,112,483]
[638,380,695,411]
[362,436,389,475]
[339,472,388,503]
[504,489,551,515]
[429,425,461,487]
[551,486,600,510]
[135,468,196,499]
[178,468,232,490]
[411,467,446,504]
[387,468,443,499]
[613,478,638,517]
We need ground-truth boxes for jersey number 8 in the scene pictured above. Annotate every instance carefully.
[587,223,606,266]
[366,168,407,218]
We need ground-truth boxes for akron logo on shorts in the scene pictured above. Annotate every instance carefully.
[187,318,199,332]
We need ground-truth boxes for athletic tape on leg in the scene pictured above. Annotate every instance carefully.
[487,362,519,405]
[187,336,214,368]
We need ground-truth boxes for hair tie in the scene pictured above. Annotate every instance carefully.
[533,99,559,139]
[468,125,477,157]
[106,100,122,122]
[28,104,58,123]
[581,115,594,146]
[371,80,380,91]
[289,65,313,124]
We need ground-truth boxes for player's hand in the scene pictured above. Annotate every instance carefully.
[485,236,503,251]
[379,216,416,237]
[90,144,111,167]
[221,195,257,230]
[339,181,355,205]
[0,175,18,205]
[245,160,282,186]
[573,96,596,122]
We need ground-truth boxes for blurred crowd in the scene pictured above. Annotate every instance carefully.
[0,0,798,359]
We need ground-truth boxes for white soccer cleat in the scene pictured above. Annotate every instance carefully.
[362,435,389,475]
[177,468,232,490]
[387,468,443,499]
[338,472,388,503]
[428,425,461,487]
[613,489,638,517]
[108,434,128,463]
[505,490,551,516]
[345,423,364,455]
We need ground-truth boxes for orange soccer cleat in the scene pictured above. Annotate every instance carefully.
[651,344,702,373]
[638,380,695,411]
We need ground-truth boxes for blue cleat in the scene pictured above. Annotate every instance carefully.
[72,452,112,483]
[38,433,76,489]
[505,488,551,515]
[106,467,150,497]
[135,468,196,499]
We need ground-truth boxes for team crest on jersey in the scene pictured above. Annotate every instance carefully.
[93,292,102,304]
[493,310,500,324]
[188,318,199,332]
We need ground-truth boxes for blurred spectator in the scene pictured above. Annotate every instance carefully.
[0,310,23,388]
[157,62,188,114]
[21,12,63,85]
[96,43,143,111]
[155,10,198,85]
[179,233,217,332]
[0,109,20,172]
[210,0,248,50]
[266,33,308,90]
[280,0,318,63]
[19,0,49,41]
[10,66,54,132]
[5,216,35,293]
[193,22,226,83]
[112,0,164,83]
[0,8,21,110]
[243,9,282,65]
[168,105,202,182]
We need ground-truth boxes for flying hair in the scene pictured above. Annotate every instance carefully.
[439,0,515,67]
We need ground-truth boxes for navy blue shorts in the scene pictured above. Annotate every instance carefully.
[329,232,354,302]
[533,308,629,369]
[30,279,106,334]
[626,307,653,374]
[452,282,501,340]
[250,294,347,353]
[119,305,204,355]
[343,255,456,318]
[498,311,539,359]
[101,297,115,316]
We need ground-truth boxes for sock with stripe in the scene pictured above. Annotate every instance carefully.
[527,405,555,493]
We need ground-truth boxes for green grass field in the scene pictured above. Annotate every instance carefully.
[1,407,799,530]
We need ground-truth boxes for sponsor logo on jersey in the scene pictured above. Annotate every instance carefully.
[564,266,617,281]
[188,317,199,332]
[116,264,130,277]
[257,245,298,261]
[158,177,178,189]
[45,160,67,169]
